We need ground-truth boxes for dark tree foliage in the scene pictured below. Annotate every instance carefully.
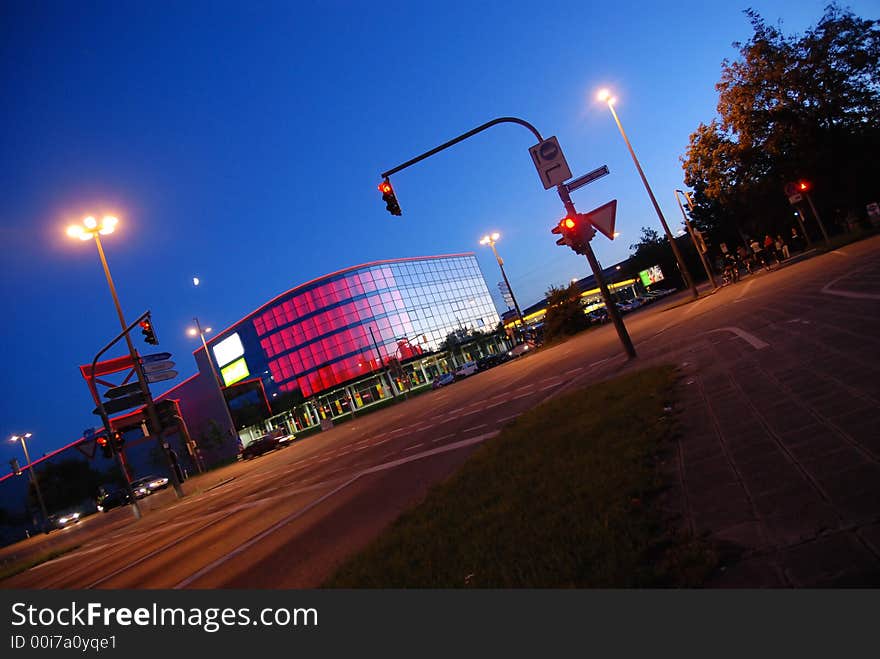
[681,4,880,248]
[29,459,105,512]
[542,283,589,342]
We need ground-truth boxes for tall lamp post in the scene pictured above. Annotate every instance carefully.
[188,318,238,450]
[66,215,184,499]
[597,89,698,299]
[10,433,49,533]
[480,232,526,341]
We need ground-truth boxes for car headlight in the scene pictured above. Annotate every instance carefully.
[149,478,168,488]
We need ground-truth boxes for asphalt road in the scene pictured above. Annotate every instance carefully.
[3,235,878,588]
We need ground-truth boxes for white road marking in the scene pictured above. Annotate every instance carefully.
[484,400,507,410]
[539,379,562,391]
[512,391,534,400]
[462,424,486,433]
[831,250,848,256]
[706,326,769,350]
[497,414,521,424]
[821,269,880,299]
[402,443,425,452]
[564,367,584,376]
[431,433,456,443]
[734,280,754,301]
[173,431,501,589]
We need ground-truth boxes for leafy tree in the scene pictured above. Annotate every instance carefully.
[28,459,105,512]
[628,227,685,288]
[682,5,880,244]
[542,283,589,342]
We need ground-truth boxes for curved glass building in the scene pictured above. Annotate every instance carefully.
[202,253,500,402]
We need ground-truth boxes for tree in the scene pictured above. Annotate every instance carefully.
[542,283,589,342]
[28,459,105,512]
[682,5,880,244]
[628,227,685,289]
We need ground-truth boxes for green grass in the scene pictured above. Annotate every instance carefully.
[0,544,82,583]
[324,365,716,588]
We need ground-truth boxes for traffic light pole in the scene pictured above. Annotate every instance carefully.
[675,190,718,289]
[90,315,149,520]
[92,236,183,499]
[557,186,636,360]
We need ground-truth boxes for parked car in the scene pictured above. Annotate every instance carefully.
[431,373,455,389]
[129,475,170,498]
[453,361,479,378]
[476,354,507,371]
[587,309,609,324]
[96,487,132,513]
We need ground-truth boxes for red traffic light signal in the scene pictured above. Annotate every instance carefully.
[550,214,595,254]
[96,435,113,459]
[798,180,810,191]
[379,178,402,216]
[139,318,158,345]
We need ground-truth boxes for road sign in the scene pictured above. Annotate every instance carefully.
[583,199,618,240]
[104,382,142,399]
[565,165,609,193]
[146,369,178,383]
[94,392,146,416]
[140,352,172,363]
[529,136,572,190]
[788,193,803,205]
[784,182,799,196]
[142,360,175,373]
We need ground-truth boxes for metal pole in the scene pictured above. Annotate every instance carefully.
[675,190,718,289]
[92,235,183,498]
[195,317,239,448]
[605,102,698,299]
[489,241,526,339]
[557,185,636,359]
[793,209,812,248]
[804,193,830,244]
[16,436,49,533]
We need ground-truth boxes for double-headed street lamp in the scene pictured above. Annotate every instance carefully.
[480,232,526,340]
[66,215,184,499]
[10,432,49,533]
[596,90,698,299]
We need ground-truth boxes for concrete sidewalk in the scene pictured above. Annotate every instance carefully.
[653,258,880,586]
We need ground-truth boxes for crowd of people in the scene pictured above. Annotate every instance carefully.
[715,226,806,284]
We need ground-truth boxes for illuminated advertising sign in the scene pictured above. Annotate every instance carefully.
[638,265,665,287]
[213,333,244,367]
[220,357,250,386]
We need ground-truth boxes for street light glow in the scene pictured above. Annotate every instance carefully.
[83,216,98,229]
[187,328,198,336]
[66,215,120,240]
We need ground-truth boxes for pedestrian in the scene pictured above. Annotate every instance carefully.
[790,227,802,253]
[776,234,789,260]
[750,237,769,271]
[763,234,776,264]
[737,243,752,273]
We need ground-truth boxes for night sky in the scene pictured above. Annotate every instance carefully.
[2,1,873,462]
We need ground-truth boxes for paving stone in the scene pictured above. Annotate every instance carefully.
[763,503,842,548]
[711,520,767,551]
[798,447,870,481]
[779,429,849,459]
[680,439,726,465]
[729,443,788,470]
[834,489,880,526]
[805,394,868,418]
[818,464,880,501]
[781,533,880,587]
[688,483,751,515]
[751,483,824,518]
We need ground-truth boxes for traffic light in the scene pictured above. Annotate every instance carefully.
[111,431,125,452]
[798,180,811,192]
[379,178,402,216]
[140,317,158,345]
[97,435,113,459]
[551,214,595,254]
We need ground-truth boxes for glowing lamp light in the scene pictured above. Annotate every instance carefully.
[83,216,98,229]
[378,182,392,194]
[799,181,810,191]
[563,217,576,229]
[187,328,198,336]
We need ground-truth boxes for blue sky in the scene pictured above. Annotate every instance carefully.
[1,0,874,461]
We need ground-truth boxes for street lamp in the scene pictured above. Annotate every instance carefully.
[596,89,698,299]
[188,317,238,450]
[10,433,49,533]
[480,232,526,341]
[66,215,184,499]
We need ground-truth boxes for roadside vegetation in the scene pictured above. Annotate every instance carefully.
[324,365,716,588]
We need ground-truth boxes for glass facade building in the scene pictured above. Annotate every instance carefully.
[203,253,500,401]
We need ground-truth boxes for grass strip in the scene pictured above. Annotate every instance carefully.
[0,544,82,583]
[324,365,715,588]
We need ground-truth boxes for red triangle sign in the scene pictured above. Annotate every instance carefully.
[583,199,617,240]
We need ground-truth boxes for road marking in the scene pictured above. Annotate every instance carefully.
[431,433,455,443]
[564,367,584,376]
[733,280,754,302]
[821,268,880,299]
[173,431,501,589]
[402,443,425,452]
[539,379,562,391]
[462,424,486,433]
[831,250,848,256]
[484,400,507,410]
[589,358,609,369]
[497,414,521,424]
[706,326,769,350]
[682,297,709,315]
[512,391,534,400]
